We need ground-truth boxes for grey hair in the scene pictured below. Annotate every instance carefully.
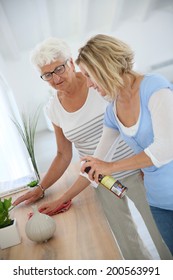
[30,37,72,68]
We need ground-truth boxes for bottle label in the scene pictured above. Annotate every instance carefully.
[100,176,116,190]
[100,176,127,197]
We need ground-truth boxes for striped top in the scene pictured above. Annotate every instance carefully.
[46,88,138,180]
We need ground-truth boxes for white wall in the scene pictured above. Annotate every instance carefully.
[1,51,53,131]
[113,11,173,74]
[1,9,173,132]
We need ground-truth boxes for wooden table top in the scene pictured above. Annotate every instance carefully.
[0,163,122,260]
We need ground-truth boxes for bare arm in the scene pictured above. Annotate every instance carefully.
[37,129,121,214]
[38,175,90,214]
[38,124,72,189]
[13,123,72,205]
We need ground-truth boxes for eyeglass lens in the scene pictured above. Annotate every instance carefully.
[41,60,68,81]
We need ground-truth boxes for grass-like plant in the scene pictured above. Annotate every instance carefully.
[12,106,41,186]
[0,197,14,229]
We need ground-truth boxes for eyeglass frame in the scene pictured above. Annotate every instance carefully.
[40,59,69,81]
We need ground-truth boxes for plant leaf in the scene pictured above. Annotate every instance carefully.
[11,105,42,180]
[0,197,13,228]
[3,197,12,211]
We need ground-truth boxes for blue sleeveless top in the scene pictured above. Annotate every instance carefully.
[104,74,173,210]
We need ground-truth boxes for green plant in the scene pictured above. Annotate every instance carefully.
[0,197,14,229]
[12,106,41,186]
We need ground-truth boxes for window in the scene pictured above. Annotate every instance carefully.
[0,74,36,197]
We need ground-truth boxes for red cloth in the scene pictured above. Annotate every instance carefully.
[28,200,72,219]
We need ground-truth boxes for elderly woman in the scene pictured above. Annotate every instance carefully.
[76,34,173,256]
[13,38,171,259]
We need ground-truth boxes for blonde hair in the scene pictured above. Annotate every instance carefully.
[76,34,135,99]
[30,37,71,68]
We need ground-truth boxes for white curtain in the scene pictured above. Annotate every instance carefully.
[0,74,36,197]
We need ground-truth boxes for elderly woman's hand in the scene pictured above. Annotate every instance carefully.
[13,187,44,206]
[38,199,72,216]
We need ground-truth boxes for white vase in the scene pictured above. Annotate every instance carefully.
[0,219,21,249]
[25,205,56,242]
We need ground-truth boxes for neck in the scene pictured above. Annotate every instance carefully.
[57,73,88,113]
[118,72,142,101]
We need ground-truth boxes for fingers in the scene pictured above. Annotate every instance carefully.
[39,208,50,215]
[38,202,53,214]
[12,191,32,206]
[39,207,56,216]
[12,188,42,206]
[24,195,40,205]
[80,157,110,184]
[92,170,100,184]
[80,156,94,173]
[80,156,100,182]
[38,205,48,213]
[38,200,72,216]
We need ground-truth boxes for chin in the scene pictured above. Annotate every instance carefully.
[55,82,64,90]
[99,91,106,96]
[102,95,113,102]
[96,88,103,95]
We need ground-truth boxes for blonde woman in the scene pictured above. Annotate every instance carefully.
[76,34,173,257]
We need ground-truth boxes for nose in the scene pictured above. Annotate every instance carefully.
[86,77,95,88]
[52,73,61,83]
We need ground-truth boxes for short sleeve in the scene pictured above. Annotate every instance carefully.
[103,102,119,130]
[45,94,60,127]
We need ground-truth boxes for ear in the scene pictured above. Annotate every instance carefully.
[68,58,75,72]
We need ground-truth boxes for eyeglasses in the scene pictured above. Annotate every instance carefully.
[40,60,68,81]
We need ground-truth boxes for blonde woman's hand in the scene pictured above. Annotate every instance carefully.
[81,156,112,183]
